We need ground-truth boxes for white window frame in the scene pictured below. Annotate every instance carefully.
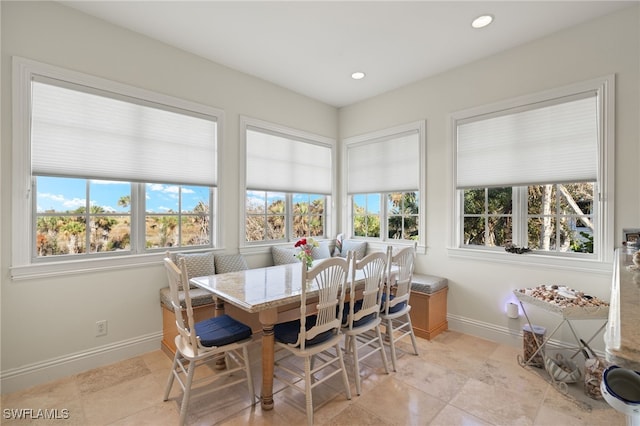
[239,116,337,252]
[11,57,224,279]
[341,121,426,253]
[449,76,615,272]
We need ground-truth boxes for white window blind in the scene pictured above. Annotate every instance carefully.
[246,128,332,194]
[456,92,598,189]
[31,77,217,186]
[347,130,419,194]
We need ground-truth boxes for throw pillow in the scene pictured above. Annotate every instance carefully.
[340,240,367,260]
[332,233,344,257]
[175,251,215,289]
[271,246,301,265]
[311,241,332,260]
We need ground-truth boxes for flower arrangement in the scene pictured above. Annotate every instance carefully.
[294,237,318,269]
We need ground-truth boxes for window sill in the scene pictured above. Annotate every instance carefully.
[447,247,613,275]
[10,253,167,281]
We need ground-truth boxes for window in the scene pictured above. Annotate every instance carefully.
[241,117,335,245]
[12,57,222,276]
[452,76,614,265]
[343,121,425,247]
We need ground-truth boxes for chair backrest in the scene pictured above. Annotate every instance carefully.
[296,253,352,350]
[346,248,390,330]
[384,245,416,314]
[163,257,202,355]
[214,253,248,274]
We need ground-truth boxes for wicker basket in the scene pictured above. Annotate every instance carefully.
[545,353,581,383]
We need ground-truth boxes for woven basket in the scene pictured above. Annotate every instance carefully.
[545,353,581,383]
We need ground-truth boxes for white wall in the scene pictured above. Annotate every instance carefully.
[0,1,337,393]
[339,6,639,348]
[1,1,638,394]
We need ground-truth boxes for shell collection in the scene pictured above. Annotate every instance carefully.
[516,285,608,308]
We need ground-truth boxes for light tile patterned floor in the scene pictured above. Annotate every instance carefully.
[1,331,626,425]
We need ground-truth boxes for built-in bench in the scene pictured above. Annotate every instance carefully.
[159,287,217,357]
[409,273,448,340]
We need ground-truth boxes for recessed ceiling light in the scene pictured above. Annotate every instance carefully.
[351,71,366,80]
[471,14,493,29]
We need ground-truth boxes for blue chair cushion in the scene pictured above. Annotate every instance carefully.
[274,315,334,347]
[342,299,376,328]
[194,314,252,347]
[381,293,407,314]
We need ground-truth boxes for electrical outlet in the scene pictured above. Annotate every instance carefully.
[96,320,108,337]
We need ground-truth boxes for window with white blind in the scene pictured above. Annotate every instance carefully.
[241,116,336,245]
[342,121,425,247]
[451,76,614,266]
[12,57,222,276]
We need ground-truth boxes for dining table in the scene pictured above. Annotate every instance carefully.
[189,261,314,410]
[189,257,397,410]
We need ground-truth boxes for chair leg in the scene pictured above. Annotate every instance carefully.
[337,343,352,401]
[386,318,398,372]
[163,352,180,401]
[304,357,314,426]
[406,314,419,356]
[350,334,362,396]
[242,346,256,405]
[375,325,390,374]
[179,361,197,426]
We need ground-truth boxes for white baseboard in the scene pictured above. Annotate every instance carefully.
[446,313,606,357]
[0,332,162,395]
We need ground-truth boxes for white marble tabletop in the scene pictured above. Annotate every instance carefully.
[189,262,307,313]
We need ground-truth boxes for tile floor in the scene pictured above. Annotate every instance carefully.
[1,330,626,425]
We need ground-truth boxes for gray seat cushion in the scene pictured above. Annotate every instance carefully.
[159,287,215,311]
[411,274,448,294]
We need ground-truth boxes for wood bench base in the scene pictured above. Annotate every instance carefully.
[409,286,448,340]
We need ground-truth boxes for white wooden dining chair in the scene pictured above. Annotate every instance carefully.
[381,244,419,371]
[162,257,255,426]
[342,248,391,395]
[273,254,353,426]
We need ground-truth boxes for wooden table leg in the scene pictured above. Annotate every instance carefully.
[259,308,278,410]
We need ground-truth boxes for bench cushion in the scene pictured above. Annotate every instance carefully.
[159,287,215,311]
[411,274,448,294]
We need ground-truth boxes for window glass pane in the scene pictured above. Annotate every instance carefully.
[36,215,87,256]
[528,185,556,215]
[247,190,266,214]
[353,193,381,238]
[144,183,212,249]
[146,183,179,214]
[180,215,210,246]
[293,193,325,238]
[463,189,485,215]
[527,183,595,254]
[246,215,266,242]
[267,215,285,240]
[146,214,178,248]
[36,176,132,257]
[181,185,209,212]
[464,216,485,245]
[388,192,419,241]
[487,187,512,215]
[36,176,86,214]
[487,216,512,247]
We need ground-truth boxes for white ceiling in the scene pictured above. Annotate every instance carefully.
[60,1,635,107]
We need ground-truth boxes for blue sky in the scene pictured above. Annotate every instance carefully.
[36,176,208,214]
